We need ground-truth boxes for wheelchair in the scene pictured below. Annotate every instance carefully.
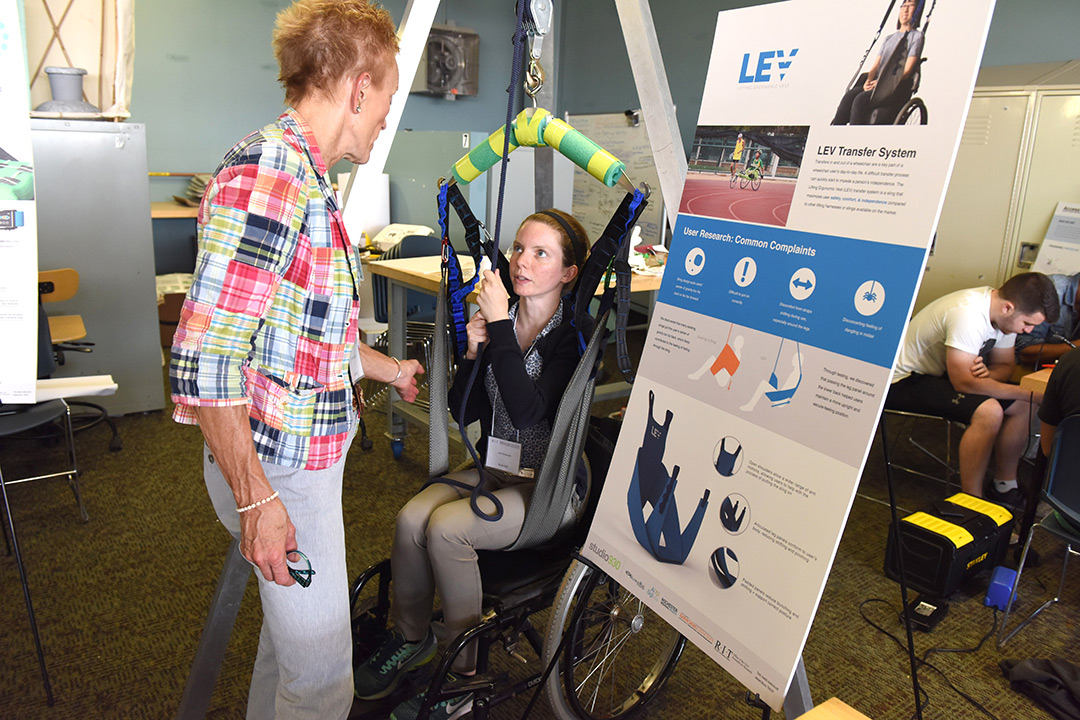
[348,417,686,720]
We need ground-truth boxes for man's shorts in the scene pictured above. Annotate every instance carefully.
[885,373,1014,424]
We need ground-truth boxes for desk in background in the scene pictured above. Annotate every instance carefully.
[1020,367,1053,394]
[368,255,663,447]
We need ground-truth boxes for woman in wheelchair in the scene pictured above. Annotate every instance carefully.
[831,0,925,125]
[354,210,590,720]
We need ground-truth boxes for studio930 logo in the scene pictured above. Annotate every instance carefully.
[738,49,798,84]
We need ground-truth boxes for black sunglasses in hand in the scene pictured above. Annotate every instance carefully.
[286,550,315,588]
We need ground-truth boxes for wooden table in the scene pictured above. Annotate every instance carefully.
[150,201,198,219]
[369,255,663,300]
[800,698,873,719]
[1020,367,1053,394]
[367,255,663,446]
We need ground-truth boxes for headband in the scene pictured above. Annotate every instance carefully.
[538,210,585,269]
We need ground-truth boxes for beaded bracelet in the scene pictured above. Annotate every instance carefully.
[237,491,279,514]
[391,356,402,383]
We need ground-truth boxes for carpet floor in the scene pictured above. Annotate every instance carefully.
[0,367,1074,719]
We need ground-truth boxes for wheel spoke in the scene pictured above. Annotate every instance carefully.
[575,623,635,694]
[544,563,687,720]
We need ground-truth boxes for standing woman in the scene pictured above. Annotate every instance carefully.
[169,2,422,718]
[353,210,590,720]
[831,0,925,125]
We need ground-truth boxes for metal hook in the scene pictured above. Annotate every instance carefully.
[524,59,544,103]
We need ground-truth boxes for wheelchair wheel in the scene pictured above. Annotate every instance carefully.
[739,175,749,190]
[542,560,685,720]
[729,172,738,189]
[750,173,761,191]
[895,97,927,126]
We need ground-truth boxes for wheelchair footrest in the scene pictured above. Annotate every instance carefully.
[447,672,507,696]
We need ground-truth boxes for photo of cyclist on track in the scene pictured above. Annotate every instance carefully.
[682,125,808,227]
[728,132,745,177]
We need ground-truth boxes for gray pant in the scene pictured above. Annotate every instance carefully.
[392,469,533,671]
[204,428,355,720]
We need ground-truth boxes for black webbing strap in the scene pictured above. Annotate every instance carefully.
[570,188,647,380]
[447,183,486,261]
[439,183,517,361]
[613,232,635,382]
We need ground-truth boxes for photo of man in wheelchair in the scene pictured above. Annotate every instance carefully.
[831,0,931,126]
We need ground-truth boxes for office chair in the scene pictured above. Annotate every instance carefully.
[997,414,1080,647]
[39,269,121,451]
[0,302,91,706]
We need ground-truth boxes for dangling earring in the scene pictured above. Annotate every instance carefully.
[355,102,363,114]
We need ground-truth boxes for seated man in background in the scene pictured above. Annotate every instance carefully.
[886,272,1059,509]
[1015,271,1080,370]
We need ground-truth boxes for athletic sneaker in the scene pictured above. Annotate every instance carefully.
[354,628,437,700]
[985,485,1026,513]
[390,672,473,720]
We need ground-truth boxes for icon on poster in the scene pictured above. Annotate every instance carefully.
[713,436,744,476]
[733,257,757,287]
[710,547,740,589]
[854,280,885,316]
[720,493,750,535]
[685,247,706,276]
[789,268,816,301]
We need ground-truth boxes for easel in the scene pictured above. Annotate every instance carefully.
[175,1,817,717]
[745,659,814,718]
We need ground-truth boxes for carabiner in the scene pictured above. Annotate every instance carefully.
[524,59,545,104]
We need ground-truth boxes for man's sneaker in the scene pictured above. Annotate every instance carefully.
[390,672,473,720]
[985,485,1026,513]
[354,628,437,700]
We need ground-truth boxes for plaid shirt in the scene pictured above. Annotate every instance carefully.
[170,110,362,470]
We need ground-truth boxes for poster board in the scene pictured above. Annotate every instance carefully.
[0,5,40,404]
[582,0,997,710]
[568,111,665,247]
[1032,201,1080,275]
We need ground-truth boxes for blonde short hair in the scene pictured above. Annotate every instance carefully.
[273,0,399,107]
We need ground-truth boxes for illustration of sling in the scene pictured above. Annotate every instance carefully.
[627,391,710,564]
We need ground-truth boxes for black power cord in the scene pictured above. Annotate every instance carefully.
[858,598,1001,720]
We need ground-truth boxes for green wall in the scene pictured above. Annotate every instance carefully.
[132,0,1080,201]
[133,0,530,201]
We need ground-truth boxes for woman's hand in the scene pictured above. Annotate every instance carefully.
[476,268,510,323]
[241,498,298,586]
[391,359,425,403]
[863,77,877,91]
[465,311,488,360]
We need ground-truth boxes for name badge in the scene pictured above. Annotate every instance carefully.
[487,436,522,475]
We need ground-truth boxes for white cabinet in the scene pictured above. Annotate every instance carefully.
[915,61,1080,312]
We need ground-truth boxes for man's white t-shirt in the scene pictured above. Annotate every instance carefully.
[892,287,1016,383]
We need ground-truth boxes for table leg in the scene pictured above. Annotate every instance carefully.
[387,279,409,443]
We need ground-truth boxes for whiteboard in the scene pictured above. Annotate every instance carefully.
[567,111,666,248]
